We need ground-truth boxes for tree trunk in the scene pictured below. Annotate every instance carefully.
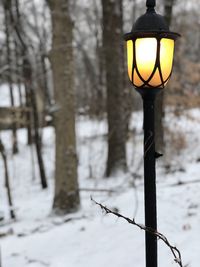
[102,0,127,177]
[155,90,164,153]
[23,58,48,189]
[13,0,24,108]
[164,0,174,26]
[155,0,174,153]
[14,39,23,107]
[14,0,33,145]
[3,0,18,154]
[48,0,80,213]
[0,139,15,219]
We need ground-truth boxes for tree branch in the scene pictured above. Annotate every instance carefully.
[91,197,183,267]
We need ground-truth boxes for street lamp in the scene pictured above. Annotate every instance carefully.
[124,1,180,267]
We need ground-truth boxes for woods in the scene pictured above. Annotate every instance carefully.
[0,0,199,266]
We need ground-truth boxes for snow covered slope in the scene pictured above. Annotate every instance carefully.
[0,108,200,267]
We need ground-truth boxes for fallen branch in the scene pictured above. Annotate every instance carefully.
[0,228,13,238]
[25,257,49,266]
[91,197,183,267]
[17,216,86,237]
[79,188,116,193]
[170,179,200,187]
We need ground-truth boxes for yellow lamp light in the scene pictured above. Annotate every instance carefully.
[124,2,180,90]
[126,37,175,88]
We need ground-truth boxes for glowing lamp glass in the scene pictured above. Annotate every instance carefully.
[126,37,175,88]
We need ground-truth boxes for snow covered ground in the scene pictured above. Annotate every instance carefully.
[0,108,200,267]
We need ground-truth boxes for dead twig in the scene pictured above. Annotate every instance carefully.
[79,188,116,193]
[25,257,49,266]
[170,179,200,187]
[91,197,183,267]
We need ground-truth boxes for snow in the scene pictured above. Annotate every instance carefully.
[0,84,26,107]
[0,107,200,267]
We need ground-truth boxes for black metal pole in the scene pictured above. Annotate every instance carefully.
[142,92,157,267]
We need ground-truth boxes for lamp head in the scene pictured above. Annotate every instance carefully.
[124,0,180,90]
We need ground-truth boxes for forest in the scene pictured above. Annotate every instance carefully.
[0,0,199,266]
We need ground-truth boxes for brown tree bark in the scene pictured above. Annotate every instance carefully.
[48,0,80,213]
[102,0,127,177]
[155,0,174,153]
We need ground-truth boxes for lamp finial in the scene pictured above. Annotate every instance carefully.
[146,0,156,12]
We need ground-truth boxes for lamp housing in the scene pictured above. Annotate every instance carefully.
[124,1,180,90]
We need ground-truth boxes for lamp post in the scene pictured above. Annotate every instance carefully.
[124,1,180,267]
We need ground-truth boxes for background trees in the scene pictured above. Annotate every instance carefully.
[0,0,199,216]
[0,1,199,266]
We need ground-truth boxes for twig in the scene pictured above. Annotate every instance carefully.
[91,197,183,267]
[25,257,49,266]
[79,188,116,193]
[170,179,200,187]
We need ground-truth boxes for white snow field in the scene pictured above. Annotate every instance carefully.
[0,107,200,267]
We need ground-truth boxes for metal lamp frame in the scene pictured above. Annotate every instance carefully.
[125,32,180,89]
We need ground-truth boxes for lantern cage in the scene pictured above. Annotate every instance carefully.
[124,1,180,89]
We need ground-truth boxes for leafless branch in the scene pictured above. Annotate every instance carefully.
[79,188,115,193]
[91,197,183,267]
[170,179,200,187]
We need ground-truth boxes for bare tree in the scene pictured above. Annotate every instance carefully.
[48,0,80,213]
[3,0,18,154]
[8,0,48,189]
[102,0,127,177]
[0,138,15,219]
[155,0,175,153]
[23,57,48,189]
